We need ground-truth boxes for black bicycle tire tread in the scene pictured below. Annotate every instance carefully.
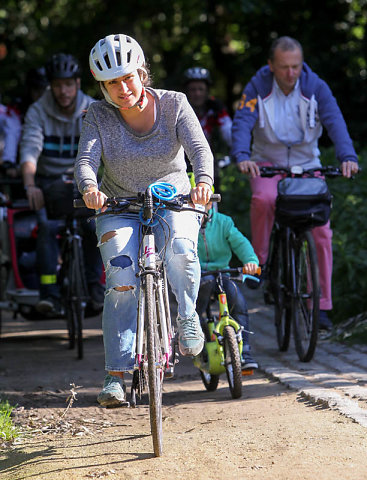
[71,238,86,360]
[272,230,291,351]
[292,230,319,362]
[145,274,163,457]
[223,325,242,399]
[199,370,220,391]
[64,246,76,350]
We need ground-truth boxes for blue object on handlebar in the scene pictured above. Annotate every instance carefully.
[242,274,260,284]
[150,182,177,201]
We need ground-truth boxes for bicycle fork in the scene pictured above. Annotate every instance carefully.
[135,232,172,370]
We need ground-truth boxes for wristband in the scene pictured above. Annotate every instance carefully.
[81,184,97,195]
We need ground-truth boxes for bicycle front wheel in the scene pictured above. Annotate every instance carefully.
[271,229,292,351]
[145,274,163,457]
[66,238,88,359]
[199,370,220,391]
[223,325,242,399]
[292,230,320,362]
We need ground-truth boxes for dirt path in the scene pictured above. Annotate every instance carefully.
[1,291,367,480]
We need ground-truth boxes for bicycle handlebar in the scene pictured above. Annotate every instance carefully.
[73,192,221,210]
[201,266,261,278]
[260,165,360,178]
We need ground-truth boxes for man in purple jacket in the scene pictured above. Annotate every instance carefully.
[231,36,359,330]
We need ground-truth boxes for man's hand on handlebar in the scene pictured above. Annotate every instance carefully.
[26,186,45,210]
[83,187,108,212]
[237,160,260,178]
[342,160,359,179]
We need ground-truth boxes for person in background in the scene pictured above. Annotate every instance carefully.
[183,67,232,192]
[0,101,21,178]
[196,200,259,371]
[20,52,104,315]
[231,36,359,330]
[17,67,49,119]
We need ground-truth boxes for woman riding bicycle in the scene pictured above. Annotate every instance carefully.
[74,34,214,407]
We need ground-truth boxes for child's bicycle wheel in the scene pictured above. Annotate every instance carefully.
[223,325,242,399]
[199,370,219,391]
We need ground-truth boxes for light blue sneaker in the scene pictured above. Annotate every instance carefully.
[177,313,204,357]
[97,374,128,408]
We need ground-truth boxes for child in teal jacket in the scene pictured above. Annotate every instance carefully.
[197,203,259,370]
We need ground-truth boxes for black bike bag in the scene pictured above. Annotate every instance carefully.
[275,177,332,230]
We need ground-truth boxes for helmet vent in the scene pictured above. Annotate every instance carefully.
[127,50,131,64]
[104,54,111,69]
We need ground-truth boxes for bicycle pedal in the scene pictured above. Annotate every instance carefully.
[241,369,254,376]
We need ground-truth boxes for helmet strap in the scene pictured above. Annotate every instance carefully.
[100,83,147,111]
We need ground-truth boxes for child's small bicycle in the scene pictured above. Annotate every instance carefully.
[193,267,261,399]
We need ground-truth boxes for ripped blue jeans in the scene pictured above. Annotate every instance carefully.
[96,209,202,372]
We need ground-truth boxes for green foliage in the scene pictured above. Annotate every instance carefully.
[1,0,367,144]
[0,399,20,442]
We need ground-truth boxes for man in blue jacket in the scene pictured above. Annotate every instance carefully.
[231,36,359,330]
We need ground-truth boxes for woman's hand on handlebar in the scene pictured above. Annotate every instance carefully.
[83,187,108,212]
[342,160,359,178]
[190,182,212,205]
[243,262,260,275]
[237,160,260,178]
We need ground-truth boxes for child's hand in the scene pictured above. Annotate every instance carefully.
[243,263,259,275]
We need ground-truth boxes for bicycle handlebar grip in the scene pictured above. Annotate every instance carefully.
[242,265,262,276]
[210,193,221,202]
[73,198,87,208]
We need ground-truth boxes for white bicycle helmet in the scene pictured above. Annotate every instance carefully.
[89,34,145,81]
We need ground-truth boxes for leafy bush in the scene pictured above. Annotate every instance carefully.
[219,148,367,324]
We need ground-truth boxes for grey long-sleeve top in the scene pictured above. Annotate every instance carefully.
[74,88,214,197]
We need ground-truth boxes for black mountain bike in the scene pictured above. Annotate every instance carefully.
[262,165,343,362]
[57,210,89,360]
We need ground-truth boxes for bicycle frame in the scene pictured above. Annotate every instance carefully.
[135,225,172,371]
[194,273,243,376]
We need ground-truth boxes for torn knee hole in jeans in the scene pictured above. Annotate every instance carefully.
[101,230,117,244]
[107,253,135,292]
[114,285,134,292]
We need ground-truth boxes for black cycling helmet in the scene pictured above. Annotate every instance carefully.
[183,67,212,85]
[45,53,81,81]
[26,67,49,88]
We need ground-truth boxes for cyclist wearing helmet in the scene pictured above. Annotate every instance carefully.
[20,52,104,316]
[183,67,232,192]
[75,33,214,408]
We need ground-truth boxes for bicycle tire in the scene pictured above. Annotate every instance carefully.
[292,230,320,362]
[145,274,163,457]
[271,229,292,351]
[223,325,242,399]
[63,237,87,359]
[71,238,87,359]
[199,370,220,391]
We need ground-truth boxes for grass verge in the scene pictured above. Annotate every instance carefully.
[0,399,20,443]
